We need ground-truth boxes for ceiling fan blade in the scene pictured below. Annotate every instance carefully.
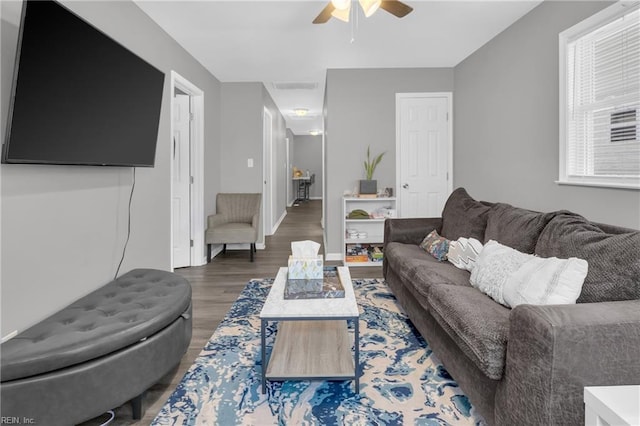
[379,0,413,18]
[313,2,336,24]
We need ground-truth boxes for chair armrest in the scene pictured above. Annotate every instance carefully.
[207,214,226,229]
[383,217,442,247]
[251,213,259,230]
[495,300,640,426]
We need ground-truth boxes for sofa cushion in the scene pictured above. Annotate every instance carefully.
[385,242,472,301]
[440,188,491,241]
[484,203,556,253]
[427,285,510,380]
[535,213,640,303]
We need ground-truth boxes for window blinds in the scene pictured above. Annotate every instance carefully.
[566,7,640,178]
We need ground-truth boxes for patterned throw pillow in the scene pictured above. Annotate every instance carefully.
[447,237,483,271]
[470,240,588,308]
[420,230,450,261]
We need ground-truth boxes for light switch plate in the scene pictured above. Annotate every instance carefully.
[247,158,254,168]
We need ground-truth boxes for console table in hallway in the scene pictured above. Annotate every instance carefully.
[293,174,314,204]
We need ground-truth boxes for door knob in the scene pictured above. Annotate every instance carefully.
[402,183,409,189]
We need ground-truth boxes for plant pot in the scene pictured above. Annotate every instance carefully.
[359,179,377,195]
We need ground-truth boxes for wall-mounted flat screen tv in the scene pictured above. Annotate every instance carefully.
[2,0,165,167]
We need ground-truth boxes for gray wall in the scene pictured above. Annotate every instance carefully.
[324,68,454,256]
[292,135,323,199]
[1,0,222,336]
[219,82,288,241]
[220,83,263,193]
[454,1,640,229]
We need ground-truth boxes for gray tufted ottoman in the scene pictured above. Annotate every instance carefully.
[0,268,192,425]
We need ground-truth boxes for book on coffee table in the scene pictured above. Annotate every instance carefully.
[284,266,345,299]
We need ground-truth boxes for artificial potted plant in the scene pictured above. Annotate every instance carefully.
[360,146,385,195]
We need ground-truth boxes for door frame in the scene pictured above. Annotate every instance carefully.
[170,71,205,268]
[395,92,454,217]
[262,107,274,241]
[285,136,291,206]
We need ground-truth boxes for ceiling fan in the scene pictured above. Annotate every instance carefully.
[313,0,413,24]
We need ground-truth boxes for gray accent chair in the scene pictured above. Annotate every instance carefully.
[206,193,262,262]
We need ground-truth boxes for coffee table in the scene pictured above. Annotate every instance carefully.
[260,266,360,393]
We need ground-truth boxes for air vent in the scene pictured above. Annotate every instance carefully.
[610,109,638,143]
[272,82,318,91]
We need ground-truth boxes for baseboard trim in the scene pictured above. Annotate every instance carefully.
[271,210,287,235]
[206,243,265,263]
[215,243,264,251]
[325,253,342,262]
[1,330,18,343]
[204,245,224,263]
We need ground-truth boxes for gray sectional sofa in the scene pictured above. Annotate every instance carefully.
[383,188,640,425]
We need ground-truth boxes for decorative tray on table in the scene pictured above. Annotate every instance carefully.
[284,266,345,299]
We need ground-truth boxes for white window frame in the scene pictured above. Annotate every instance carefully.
[558,1,640,190]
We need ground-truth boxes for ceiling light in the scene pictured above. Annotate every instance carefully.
[331,6,350,22]
[293,108,309,117]
[359,0,381,17]
[309,130,322,136]
[331,0,351,10]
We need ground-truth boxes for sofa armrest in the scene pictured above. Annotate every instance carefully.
[495,300,640,426]
[383,217,442,247]
[207,214,226,229]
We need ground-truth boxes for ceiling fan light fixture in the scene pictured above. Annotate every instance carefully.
[331,0,351,10]
[331,6,351,22]
[359,0,381,17]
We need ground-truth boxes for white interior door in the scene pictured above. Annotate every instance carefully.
[172,93,191,267]
[397,94,452,218]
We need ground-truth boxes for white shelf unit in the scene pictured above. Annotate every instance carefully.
[342,197,396,267]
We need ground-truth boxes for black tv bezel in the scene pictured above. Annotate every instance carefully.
[1,0,165,168]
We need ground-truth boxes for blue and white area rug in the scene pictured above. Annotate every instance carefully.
[152,279,487,425]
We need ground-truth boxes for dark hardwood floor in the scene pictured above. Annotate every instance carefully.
[81,199,382,425]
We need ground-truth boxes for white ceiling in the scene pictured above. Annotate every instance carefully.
[135,0,542,135]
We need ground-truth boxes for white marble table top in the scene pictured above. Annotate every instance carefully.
[584,385,640,426]
[260,267,359,319]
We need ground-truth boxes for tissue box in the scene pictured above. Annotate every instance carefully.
[288,255,324,279]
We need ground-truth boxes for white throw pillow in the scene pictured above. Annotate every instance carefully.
[469,240,529,305]
[470,240,588,308]
[447,237,484,271]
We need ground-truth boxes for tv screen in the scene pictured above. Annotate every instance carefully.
[2,0,165,167]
